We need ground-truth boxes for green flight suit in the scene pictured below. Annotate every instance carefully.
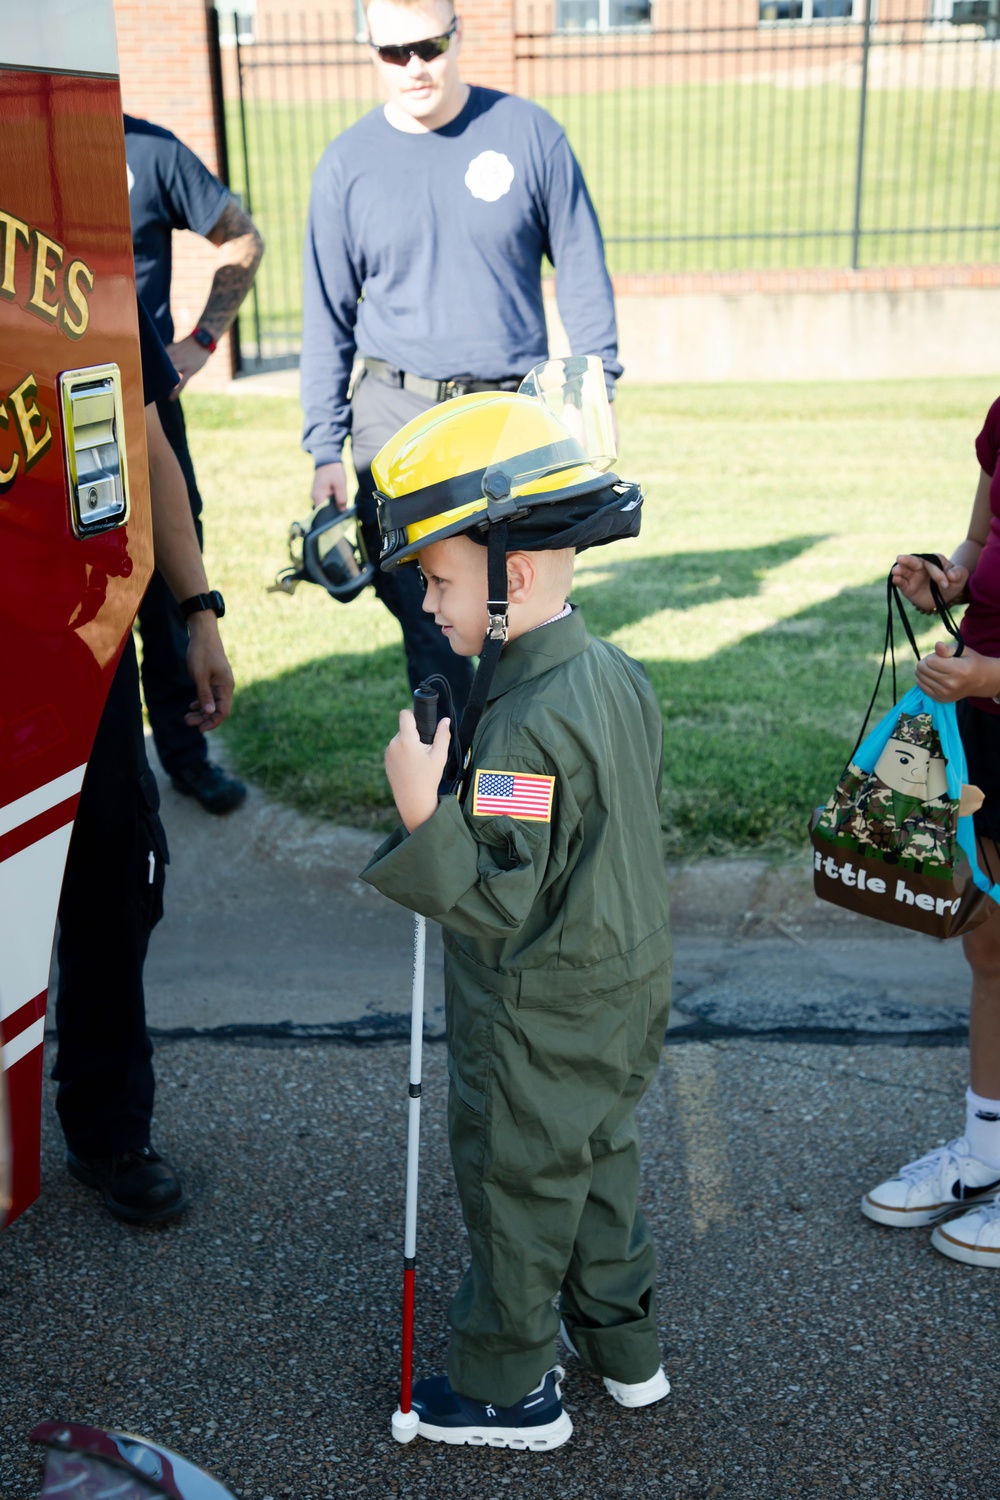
[362,607,672,1406]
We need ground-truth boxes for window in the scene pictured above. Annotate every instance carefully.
[214,0,256,45]
[759,0,861,20]
[556,0,652,33]
[944,0,1000,28]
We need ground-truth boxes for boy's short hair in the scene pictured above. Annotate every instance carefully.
[517,546,575,599]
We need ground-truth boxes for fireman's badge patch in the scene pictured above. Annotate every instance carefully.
[472,769,555,822]
[464,151,515,203]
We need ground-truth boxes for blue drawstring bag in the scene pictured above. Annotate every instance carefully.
[810,568,1000,939]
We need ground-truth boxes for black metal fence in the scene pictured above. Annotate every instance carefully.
[218,2,1000,372]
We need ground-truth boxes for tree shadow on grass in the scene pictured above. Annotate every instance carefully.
[225,643,411,829]
[570,534,828,638]
[225,545,894,855]
[650,574,911,856]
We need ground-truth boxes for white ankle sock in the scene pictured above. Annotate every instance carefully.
[965,1087,1000,1167]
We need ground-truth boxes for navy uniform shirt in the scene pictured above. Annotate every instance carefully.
[302,87,621,468]
[124,115,230,345]
[137,296,179,407]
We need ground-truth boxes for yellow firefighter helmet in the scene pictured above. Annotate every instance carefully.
[371,356,639,570]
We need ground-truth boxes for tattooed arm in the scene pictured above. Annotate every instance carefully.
[166,198,265,394]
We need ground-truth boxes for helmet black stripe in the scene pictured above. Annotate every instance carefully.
[376,438,583,531]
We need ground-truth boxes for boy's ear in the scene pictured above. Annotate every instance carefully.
[506,551,537,603]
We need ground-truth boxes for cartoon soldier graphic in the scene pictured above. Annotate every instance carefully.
[817,713,977,875]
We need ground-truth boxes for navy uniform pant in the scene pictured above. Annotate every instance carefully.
[136,394,207,777]
[349,370,474,713]
[53,634,168,1157]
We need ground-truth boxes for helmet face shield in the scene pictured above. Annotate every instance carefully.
[271,504,375,602]
[477,356,616,514]
[516,356,616,473]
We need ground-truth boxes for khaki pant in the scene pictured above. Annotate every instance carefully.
[444,959,672,1406]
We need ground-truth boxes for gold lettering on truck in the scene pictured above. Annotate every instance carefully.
[0,401,20,492]
[9,374,53,470]
[0,211,30,298]
[28,231,64,322]
[61,260,95,339]
[0,207,95,335]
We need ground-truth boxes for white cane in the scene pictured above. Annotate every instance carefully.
[391,684,438,1443]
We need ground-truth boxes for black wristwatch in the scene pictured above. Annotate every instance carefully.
[178,590,225,621]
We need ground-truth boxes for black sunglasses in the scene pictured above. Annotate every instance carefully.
[368,17,457,65]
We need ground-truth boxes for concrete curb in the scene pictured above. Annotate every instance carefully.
[158,727,848,939]
[250,794,852,937]
[224,775,851,938]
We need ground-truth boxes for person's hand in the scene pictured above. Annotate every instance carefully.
[385,710,451,832]
[892,553,968,614]
[915,641,1000,703]
[164,335,212,397]
[312,461,348,511]
[184,614,235,730]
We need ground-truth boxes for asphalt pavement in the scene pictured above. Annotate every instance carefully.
[5,763,997,1500]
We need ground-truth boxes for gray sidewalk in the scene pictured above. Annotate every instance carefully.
[7,767,995,1500]
[137,767,970,1046]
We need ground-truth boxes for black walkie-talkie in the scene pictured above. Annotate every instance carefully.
[413,684,439,746]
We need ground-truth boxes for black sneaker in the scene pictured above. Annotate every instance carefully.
[411,1366,572,1450]
[66,1146,189,1224]
[170,760,247,815]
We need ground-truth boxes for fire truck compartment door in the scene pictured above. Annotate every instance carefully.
[59,364,130,536]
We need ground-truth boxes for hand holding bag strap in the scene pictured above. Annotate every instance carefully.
[849,560,965,764]
[911,552,965,657]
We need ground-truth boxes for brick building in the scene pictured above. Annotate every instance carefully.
[114,0,523,385]
[113,0,1000,388]
[116,0,233,384]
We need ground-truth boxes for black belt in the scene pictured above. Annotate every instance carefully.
[362,357,523,403]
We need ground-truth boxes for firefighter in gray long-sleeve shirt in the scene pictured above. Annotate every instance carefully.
[300,0,621,712]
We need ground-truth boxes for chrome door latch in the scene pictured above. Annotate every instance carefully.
[58,364,130,536]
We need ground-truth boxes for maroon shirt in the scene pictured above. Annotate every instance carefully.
[964,397,1000,714]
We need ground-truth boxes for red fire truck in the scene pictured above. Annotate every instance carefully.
[0,4,151,1225]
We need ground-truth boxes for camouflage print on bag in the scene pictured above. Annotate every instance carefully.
[813,713,956,877]
[811,704,993,939]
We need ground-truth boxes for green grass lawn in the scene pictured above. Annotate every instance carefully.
[231,81,1000,359]
[187,375,1000,857]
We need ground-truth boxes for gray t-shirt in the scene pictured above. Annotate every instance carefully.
[301,86,620,467]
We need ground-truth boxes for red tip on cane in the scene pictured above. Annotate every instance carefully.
[399,1265,416,1413]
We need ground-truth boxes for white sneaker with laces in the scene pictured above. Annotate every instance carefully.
[558,1320,670,1409]
[861,1138,1000,1228]
[931,1196,1000,1267]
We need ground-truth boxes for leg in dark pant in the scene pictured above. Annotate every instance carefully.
[53,635,167,1157]
[137,395,207,777]
[350,372,474,713]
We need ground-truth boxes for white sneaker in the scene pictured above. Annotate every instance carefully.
[558,1320,670,1409]
[931,1196,1000,1267]
[861,1138,1000,1228]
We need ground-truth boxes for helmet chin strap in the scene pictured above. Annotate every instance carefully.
[439,519,509,799]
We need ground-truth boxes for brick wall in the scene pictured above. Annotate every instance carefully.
[252,0,518,91]
[113,0,519,388]
[462,0,517,92]
[115,0,236,389]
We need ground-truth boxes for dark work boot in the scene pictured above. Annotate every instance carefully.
[170,760,247,815]
[66,1145,189,1223]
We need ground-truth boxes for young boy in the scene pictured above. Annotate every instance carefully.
[862,395,1000,1266]
[361,371,673,1448]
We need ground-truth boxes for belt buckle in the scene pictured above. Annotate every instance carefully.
[440,378,459,402]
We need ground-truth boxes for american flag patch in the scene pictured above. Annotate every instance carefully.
[472,768,555,823]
